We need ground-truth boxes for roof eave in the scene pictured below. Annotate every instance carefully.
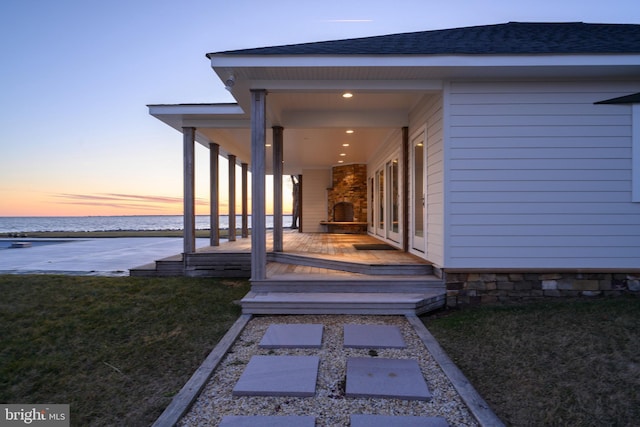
[147,103,244,115]
[209,53,640,69]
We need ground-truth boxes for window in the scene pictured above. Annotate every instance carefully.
[633,104,639,202]
[595,94,640,202]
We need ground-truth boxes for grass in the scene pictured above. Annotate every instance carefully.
[0,274,250,427]
[423,296,640,426]
[4,274,638,426]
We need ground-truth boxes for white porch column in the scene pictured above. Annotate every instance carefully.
[251,89,267,280]
[209,142,220,246]
[402,126,409,252]
[241,162,249,238]
[273,126,284,252]
[183,127,196,255]
[228,154,237,242]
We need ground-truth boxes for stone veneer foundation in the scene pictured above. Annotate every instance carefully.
[444,271,640,307]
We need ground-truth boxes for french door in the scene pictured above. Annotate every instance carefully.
[386,158,400,243]
[372,156,401,243]
[411,130,426,253]
[375,168,385,236]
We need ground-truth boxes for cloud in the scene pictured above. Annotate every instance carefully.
[52,193,208,211]
[324,19,373,23]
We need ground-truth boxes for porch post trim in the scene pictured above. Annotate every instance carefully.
[298,174,303,233]
[241,162,249,238]
[183,127,196,255]
[273,126,284,252]
[251,89,267,280]
[209,143,220,246]
[228,154,237,242]
[402,126,409,252]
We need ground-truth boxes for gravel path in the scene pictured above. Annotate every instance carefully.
[178,315,479,426]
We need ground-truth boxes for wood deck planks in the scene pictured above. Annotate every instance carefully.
[196,231,428,264]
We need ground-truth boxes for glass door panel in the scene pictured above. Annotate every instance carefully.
[376,169,385,235]
[369,177,375,230]
[387,159,400,242]
[412,132,426,252]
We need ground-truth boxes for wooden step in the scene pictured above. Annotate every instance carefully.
[268,252,432,275]
[128,262,157,276]
[130,255,184,277]
[185,252,251,278]
[240,291,446,315]
[252,275,444,293]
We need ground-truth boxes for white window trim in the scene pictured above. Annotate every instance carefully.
[633,104,640,202]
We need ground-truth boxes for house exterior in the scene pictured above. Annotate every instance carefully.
[149,22,640,304]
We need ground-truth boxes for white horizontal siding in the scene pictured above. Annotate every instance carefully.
[446,81,640,269]
[450,202,640,215]
[409,94,444,266]
[452,169,631,181]
[301,169,330,233]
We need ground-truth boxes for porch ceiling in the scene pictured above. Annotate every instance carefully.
[193,90,429,175]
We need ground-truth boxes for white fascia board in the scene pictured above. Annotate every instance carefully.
[210,53,640,68]
[248,80,443,91]
[633,104,640,202]
[148,104,245,116]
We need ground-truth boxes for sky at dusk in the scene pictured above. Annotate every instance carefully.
[1,0,638,217]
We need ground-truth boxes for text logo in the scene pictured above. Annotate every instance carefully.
[1,405,69,427]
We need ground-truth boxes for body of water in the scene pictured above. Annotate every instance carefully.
[0,215,293,233]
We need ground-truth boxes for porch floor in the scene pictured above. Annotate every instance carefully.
[131,230,445,315]
[197,230,430,272]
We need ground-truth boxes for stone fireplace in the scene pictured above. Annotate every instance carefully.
[332,201,354,222]
[321,164,368,233]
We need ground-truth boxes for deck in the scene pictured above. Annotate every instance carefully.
[131,230,445,315]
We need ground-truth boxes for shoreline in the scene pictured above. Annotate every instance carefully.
[0,229,256,239]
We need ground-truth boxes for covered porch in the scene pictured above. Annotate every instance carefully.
[145,46,447,315]
[131,230,445,315]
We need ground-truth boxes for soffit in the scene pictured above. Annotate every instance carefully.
[194,90,421,175]
[195,126,398,175]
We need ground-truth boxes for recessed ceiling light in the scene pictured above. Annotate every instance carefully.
[338,160,344,163]
[342,143,350,147]
[346,129,354,134]
[265,143,272,147]
[342,92,353,99]
[340,153,347,157]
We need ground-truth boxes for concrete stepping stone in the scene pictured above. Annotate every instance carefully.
[351,414,449,426]
[232,355,320,397]
[220,415,316,426]
[345,357,431,401]
[343,324,406,348]
[259,324,323,348]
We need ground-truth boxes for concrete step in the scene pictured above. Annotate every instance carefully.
[240,291,446,315]
[269,252,432,276]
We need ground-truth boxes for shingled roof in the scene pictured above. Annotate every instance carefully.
[209,22,640,56]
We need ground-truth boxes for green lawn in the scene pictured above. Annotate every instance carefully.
[423,296,640,426]
[0,275,250,427]
[3,275,638,426]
